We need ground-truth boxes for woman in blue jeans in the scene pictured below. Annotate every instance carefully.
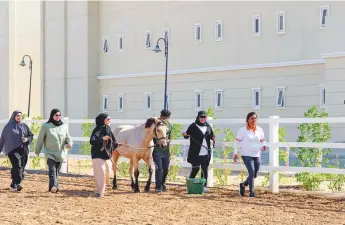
[233,112,266,197]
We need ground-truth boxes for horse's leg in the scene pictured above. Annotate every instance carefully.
[112,151,120,190]
[129,159,135,191]
[133,158,140,193]
[144,157,154,192]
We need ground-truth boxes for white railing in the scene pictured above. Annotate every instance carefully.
[1,116,345,193]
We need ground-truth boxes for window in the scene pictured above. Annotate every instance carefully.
[102,95,108,112]
[253,15,261,37]
[118,94,124,112]
[145,93,152,111]
[215,90,223,110]
[145,30,151,48]
[276,87,286,108]
[195,23,202,44]
[118,35,123,52]
[215,20,223,41]
[252,88,261,109]
[195,91,202,110]
[103,36,108,53]
[320,85,326,108]
[320,5,329,28]
[277,11,285,34]
[163,28,169,41]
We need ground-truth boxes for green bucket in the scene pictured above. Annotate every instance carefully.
[186,178,206,194]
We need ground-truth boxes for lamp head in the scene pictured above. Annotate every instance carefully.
[152,44,162,53]
[19,59,26,67]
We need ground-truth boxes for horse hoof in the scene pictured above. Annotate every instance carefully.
[134,189,140,193]
[144,187,150,192]
[112,186,118,190]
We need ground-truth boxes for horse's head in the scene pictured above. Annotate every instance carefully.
[145,117,169,148]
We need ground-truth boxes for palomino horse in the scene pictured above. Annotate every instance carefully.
[112,117,168,193]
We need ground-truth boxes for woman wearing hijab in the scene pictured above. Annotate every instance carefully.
[182,110,215,192]
[35,109,73,193]
[233,112,266,198]
[90,113,120,198]
[0,110,34,191]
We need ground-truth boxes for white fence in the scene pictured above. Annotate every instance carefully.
[1,116,345,193]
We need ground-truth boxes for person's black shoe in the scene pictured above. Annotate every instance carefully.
[155,187,162,193]
[239,183,245,197]
[17,184,23,192]
[162,185,167,192]
[249,192,255,198]
[10,182,18,191]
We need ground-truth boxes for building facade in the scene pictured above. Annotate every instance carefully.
[1,1,345,139]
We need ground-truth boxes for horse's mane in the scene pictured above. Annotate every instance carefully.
[145,118,156,128]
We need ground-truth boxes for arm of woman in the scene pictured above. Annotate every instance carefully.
[259,128,267,151]
[65,128,73,148]
[182,124,193,139]
[26,126,34,145]
[90,129,106,146]
[0,131,4,153]
[35,125,46,155]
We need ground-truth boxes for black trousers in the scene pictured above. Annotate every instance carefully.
[47,159,62,191]
[153,150,170,189]
[8,147,28,186]
[189,155,209,187]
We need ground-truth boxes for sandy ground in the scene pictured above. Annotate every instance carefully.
[0,169,345,225]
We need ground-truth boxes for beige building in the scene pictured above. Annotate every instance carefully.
[1,1,345,139]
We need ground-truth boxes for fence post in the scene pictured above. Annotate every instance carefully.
[269,116,279,193]
[60,117,69,174]
[25,117,32,170]
[286,147,289,167]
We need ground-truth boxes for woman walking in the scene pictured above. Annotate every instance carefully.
[182,110,215,192]
[233,112,266,197]
[35,109,73,193]
[0,110,34,191]
[90,113,120,198]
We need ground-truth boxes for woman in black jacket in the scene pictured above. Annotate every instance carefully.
[182,110,215,192]
[90,113,121,198]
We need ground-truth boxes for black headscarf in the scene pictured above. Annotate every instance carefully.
[95,113,112,134]
[0,110,27,155]
[195,110,209,127]
[47,109,63,127]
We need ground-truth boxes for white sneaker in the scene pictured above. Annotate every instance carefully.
[50,186,58,193]
[203,187,209,193]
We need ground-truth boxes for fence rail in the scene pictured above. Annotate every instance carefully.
[1,115,345,193]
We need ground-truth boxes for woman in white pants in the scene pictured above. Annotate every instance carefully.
[90,113,121,198]
[233,112,266,198]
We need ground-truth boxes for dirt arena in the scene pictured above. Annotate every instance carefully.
[0,169,344,225]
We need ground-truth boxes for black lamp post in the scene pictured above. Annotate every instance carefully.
[19,55,33,118]
[152,36,168,109]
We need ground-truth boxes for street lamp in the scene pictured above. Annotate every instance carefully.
[152,36,168,109]
[19,55,33,118]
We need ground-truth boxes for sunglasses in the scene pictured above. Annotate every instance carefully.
[106,118,111,121]
[54,114,61,117]
[200,116,207,119]
[16,114,22,118]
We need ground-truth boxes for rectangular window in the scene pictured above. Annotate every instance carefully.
[103,36,108,53]
[215,20,223,41]
[320,85,326,108]
[215,90,223,110]
[252,88,261,109]
[163,28,169,41]
[145,30,151,48]
[195,23,202,44]
[320,5,329,28]
[276,87,286,108]
[118,35,123,52]
[118,94,124,112]
[145,93,152,111]
[253,15,261,37]
[277,11,285,34]
[102,95,108,112]
[195,91,202,110]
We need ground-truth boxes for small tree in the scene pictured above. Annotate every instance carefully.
[292,105,332,191]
